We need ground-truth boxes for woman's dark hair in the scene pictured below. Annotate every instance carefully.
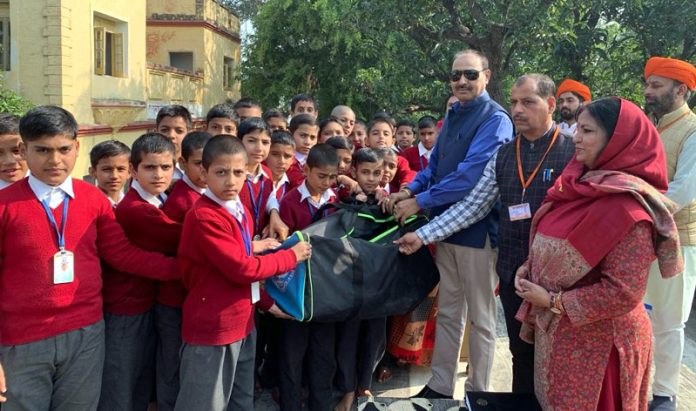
[576,98,621,138]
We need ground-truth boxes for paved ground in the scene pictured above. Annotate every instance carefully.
[255,299,696,410]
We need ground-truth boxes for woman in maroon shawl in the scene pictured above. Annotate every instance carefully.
[514,98,683,411]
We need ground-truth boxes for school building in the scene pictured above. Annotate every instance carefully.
[0,0,241,176]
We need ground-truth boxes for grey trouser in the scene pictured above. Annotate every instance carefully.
[154,304,182,411]
[0,320,105,411]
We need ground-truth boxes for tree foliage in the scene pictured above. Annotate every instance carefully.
[0,75,33,116]
[241,0,696,118]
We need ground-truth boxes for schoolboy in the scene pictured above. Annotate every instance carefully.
[206,103,238,137]
[278,144,339,411]
[331,105,356,137]
[156,105,192,180]
[375,147,400,194]
[286,113,319,186]
[174,135,311,411]
[263,108,288,132]
[402,116,438,172]
[395,120,416,152]
[326,135,359,201]
[290,93,318,118]
[0,106,176,410]
[265,130,296,202]
[238,117,275,237]
[233,98,263,122]
[0,114,27,190]
[350,119,367,150]
[366,116,416,189]
[99,133,183,411]
[157,130,212,410]
[88,140,130,207]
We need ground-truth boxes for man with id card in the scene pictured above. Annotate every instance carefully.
[397,74,575,394]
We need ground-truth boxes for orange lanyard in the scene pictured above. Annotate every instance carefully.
[516,127,560,200]
[658,111,690,133]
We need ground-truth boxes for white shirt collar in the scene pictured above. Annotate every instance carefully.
[418,142,433,160]
[298,181,335,209]
[108,191,125,208]
[273,173,290,191]
[173,166,184,181]
[247,165,269,185]
[559,121,576,134]
[381,183,391,194]
[204,190,245,223]
[0,180,11,190]
[28,175,75,209]
[295,152,307,166]
[391,146,400,154]
[130,180,166,208]
[182,173,206,194]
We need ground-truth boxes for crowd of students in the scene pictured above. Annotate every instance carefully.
[0,95,443,411]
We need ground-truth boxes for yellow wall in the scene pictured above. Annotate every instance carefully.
[147,0,196,16]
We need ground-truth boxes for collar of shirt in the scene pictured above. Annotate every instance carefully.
[173,166,184,181]
[131,180,166,208]
[0,179,11,191]
[390,146,400,154]
[204,190,245,223]
[381,183,391,194]
[273,173,290,191]
[558,121,576,134]
[295,152,307,166]
[418,142,433,160]
[247,165,269,185]
[520,124,556,149]
[182,173,206,194]
[108,191,125,208]
[298,181,335,210]
[28,175,75,209]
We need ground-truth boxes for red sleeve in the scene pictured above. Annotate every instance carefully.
[279,195,297,232]
[395,156,417,188]
[257,289,274,311]
[117,204,182,255]
[286,161,305,187]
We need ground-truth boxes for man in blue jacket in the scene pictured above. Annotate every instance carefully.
[387,49,514,398]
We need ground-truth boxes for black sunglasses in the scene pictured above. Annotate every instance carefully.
[450,69,486,82]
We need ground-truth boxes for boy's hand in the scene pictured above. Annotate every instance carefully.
[382,191,408,214]
[394,232,423,255]
[0,361,7,402]
[253,238,281,254]
[339,176,360,194]
[267,211,289,241]
[267,303,294,320]
[291,242,312,262]
[355,193,368,203]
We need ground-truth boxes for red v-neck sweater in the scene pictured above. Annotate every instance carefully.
[238,164,274,237]
[0,178,177,345]
[178,195,297,345]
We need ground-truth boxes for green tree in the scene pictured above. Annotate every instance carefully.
[0,75,32,116]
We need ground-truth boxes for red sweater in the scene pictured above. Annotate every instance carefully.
[286,159,305,187]
[102,190,182,315]
[0,178,177,345]
[394,155,417,188]
[178,196,297,345]
[159,179,202,308]
[401,146,429,172]
[279,186,337,232]
[239,164,274,237]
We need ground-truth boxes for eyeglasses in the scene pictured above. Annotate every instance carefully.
[450,69,486,82]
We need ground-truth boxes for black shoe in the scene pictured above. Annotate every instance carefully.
[648,395,676,411]
[411,385,453,399]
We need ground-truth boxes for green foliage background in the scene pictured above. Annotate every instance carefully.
[0,75,33,116]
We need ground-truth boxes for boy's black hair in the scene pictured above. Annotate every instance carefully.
[181,131,213,160]
[237,117,271,139]
[371,112,396,128]
[417,115,438,129]
[263,108,287,122]
[289,113,318,133]
[325,135,354,153]
[396,119,415,130]
[206,103,238,124]
[19,105,79,142]
[156,105,193,129]
[319,116,343,136]
[271,130,296,149]
[353,148,380,167]
[202,135,248,169]
[130,132,176,169]
[233,97,262,111]
[290,94,316,112]
[89,140,131,168]
[374,147,397,160]
[0,114,20,135]
[306,143,339,169]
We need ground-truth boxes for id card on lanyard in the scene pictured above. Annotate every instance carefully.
[236,213,260,303]
[40,197,74,284]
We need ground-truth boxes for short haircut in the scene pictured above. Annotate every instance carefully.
[181,131,213,160]
[90,140,131,168]
[289,113,318,133]
[156,105,193,129]
[19,105,79,142]
[396,119,415,130]
[374,147,397,161]
[237,117,271,139]
[130,132,176,169]
[353,148,380,167]
[418,115,438,129]
[306,143,339,169]
[290,94,316,112]
[367,116,395,134]
[319,116,344,135]
[233,97,262,111]
[202,134,248,169]
[354,119,367,129]
[0,113,20,135]
[514,74,556,99]
[263,108,287,122]
[325,135,354,152]
[453,49,489,70]
[331,105,353,117]
[271,130,296,149]
[371,112,396,128]
[206,103,238,124]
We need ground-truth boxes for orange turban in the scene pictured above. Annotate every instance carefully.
[644,57,696,90]
[556,79,591,102]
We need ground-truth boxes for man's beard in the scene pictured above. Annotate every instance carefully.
[560,108,576,121]
[645,87,678,117]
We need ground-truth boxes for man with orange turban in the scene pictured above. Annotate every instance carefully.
[556,79,591,134]
[643,56,696,411]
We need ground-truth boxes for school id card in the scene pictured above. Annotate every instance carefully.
[53,250,75,284]
[508,203,532,221]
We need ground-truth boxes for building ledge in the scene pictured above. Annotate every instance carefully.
[147,63,204,79]
[146,19,241,43]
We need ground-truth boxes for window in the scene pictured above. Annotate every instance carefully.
[169,52,194,72]
[94,26,124,77]
[0,18,9,71]
[223,57,234,89]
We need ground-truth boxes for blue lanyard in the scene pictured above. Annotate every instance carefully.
[246,179,264,231]
[40,196,69,251]
[419,155,426,171]
[235,214,252,256]
[307,202,329,219]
